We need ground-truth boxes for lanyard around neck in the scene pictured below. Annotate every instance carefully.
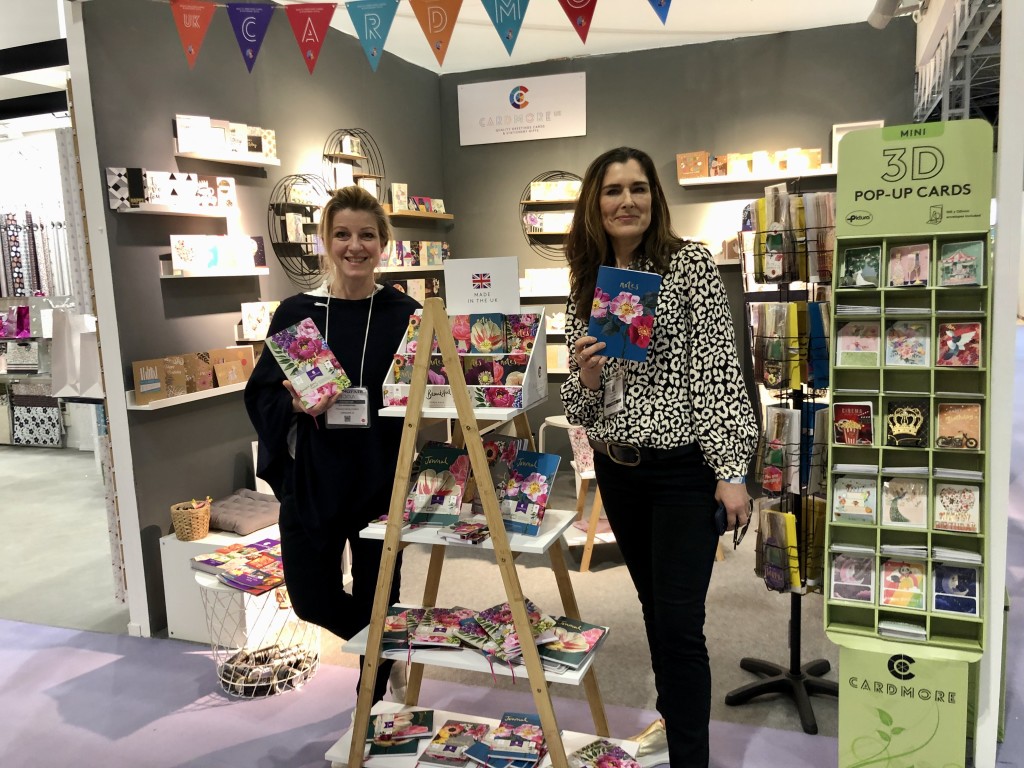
[324,288,375,387]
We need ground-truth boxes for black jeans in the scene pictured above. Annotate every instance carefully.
[594,445,719,768]
[278,484,402,704]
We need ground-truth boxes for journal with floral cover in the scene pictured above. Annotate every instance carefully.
[265,317,351,410]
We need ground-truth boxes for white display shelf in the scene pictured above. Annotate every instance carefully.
[174,147,281,167]
[324,151,367,162]
[384,205,454,222]
[116,203,228,218]
[521,198,578,205]
[679,165,836,188]
[360,507,575,556]
[160,267,269,279]
[379,398,545,423]
[377,264,444,273]
[325,703,638,767]
[125,381,246,410]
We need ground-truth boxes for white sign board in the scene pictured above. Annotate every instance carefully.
[458,73,586,146]
[443,256,521,314]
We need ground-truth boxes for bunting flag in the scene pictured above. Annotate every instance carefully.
[556,0,597,44]
[480,0,531,56]
[410,0,464,67]
[346,0,400,71]
[169,0,217,69]
[646,0,672,25]
[285,2,337,74]
[226,3,275,72]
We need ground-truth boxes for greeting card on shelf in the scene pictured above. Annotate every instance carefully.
[938,240,984,286]
[240,301,280,341]
[888,243,930,287]
[935,402,982,450]
[587,266,662,362]
[932,564,981,616]
[836,321,880,367]
[209,346,255,381]
[839,245,881,287]
[132,358,167,405]
[935,322,982,367]
[406,444,470,526]
[885,320,930,367]
[832,475,877,523]
[266,319,351,410]
[881,478,927,527]
[468,313,506,354]
[498,449,560,536]
[169,235,262,276]
[833,401,874,445]
[444,256,521,314]
[184,352,214,393]
[830,553,875,603]
[934,483,981,533]
[880,559,927,610]
[885,398,928,447]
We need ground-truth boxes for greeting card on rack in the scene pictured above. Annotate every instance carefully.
[132,358,167,405]
[839,245,881,287]
[880,559,927,610]
[881,478,927,527]
[936,322,982,367]
[885,320,930,367]
[468,314,506,354]
[830,553,875,603]
[935,402,982,450]
[938,240,984,286]
[932,564,980,616]
[836,321,880,367]
[888,243,930,286]
[885,398,929,447]
[833,401,874,445]
[832,475,876,523]
[934,483,981,533]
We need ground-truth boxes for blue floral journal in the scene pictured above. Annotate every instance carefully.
[587,266,662,362]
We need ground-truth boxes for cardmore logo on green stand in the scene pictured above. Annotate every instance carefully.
[839,646,968,768]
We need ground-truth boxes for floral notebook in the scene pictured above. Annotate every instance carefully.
[536,616,608,669]
[497,449,560,536]
[406,445,471,526]
[587,266,662,362]
[266,318,351,410]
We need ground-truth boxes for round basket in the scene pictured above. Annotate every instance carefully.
[171,501,210,541]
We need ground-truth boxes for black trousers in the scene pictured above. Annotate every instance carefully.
[278,483,402,704]
[594,445,719,768]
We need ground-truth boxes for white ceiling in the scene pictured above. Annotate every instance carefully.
[0,0,883,128]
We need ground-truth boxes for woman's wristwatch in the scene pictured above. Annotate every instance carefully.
[724,476,747,484]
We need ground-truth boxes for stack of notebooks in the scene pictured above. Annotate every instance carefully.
[363,709,436,763]
[464,712,547,768]
[190,537,283,595]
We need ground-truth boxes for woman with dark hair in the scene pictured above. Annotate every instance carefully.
[560,148,758,767]
[245,186,419,704]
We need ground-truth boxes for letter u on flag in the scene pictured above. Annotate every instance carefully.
[170,0,217,69]
[346,0,401,71]
[285,2,338,74]
[481,0,531,56]
[227,3,275,73]
[556,0,597,44]
[410,0,464,67]
[647,0,672,25]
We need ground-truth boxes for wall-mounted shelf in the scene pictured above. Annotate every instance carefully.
[521,198,578,205]
[377,264,443,274]
[384,204,454,222]
[125,381,247,410]
[679,166,836,188]
[323,152,367,163]
[174,144,280,167]
[117,204,228,218]
[160,268,269,279]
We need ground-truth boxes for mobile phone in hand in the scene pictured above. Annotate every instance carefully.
[714,502,728,536]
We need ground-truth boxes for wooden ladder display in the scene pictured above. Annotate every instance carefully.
[346,297,609,768]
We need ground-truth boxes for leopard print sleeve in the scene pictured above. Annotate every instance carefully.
[560,295,604,428]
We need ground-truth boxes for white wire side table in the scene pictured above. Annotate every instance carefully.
[195,572,321,697]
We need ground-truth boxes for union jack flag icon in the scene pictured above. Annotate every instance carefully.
[472,273,491,289]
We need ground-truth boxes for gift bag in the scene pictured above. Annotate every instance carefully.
[15,305,31,338]
[51,309,99,397]
[79,329,104,398]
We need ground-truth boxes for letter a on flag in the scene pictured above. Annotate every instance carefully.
[346,0,400,72]
[227,3,275,73]
[646,0,672,25]
[410,0,464,67]
[170,0,217,69]
[481,0,531,56]
[556,0,597,44]
[285,3,338,74]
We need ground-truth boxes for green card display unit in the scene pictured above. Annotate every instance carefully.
[825,120,994,664]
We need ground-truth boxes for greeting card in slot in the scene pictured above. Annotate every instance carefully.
[498,449,560,536]
[885,398,928,447]
[449,315,472,354]
[935,322,982,367]
[884,320,930,367]
[880,559,927,610]
[404,313,439,355]
[265,320,351,410]
[390,182,408,212]
[932,564,981,616]
[935,402,982,450]
[832,475,877,523]
[468,313,506,354]
[830,553,875,603]
[934,483,981,533]
[881,478,927,527]
[132,358,167,405]
[938,240,984,286]
[406,445,470,526]
[839,244,881,287]
[836,321,880,367]
[504,313,540,355]
[833,401,873,446]
[588,266,661,362]
[391,354,414,384]
[423,241,444,266]
[887,243,930,287]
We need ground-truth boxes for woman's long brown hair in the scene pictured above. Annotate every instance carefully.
[565,147,684,318]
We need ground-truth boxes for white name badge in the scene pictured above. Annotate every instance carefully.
[327,386,370,428]
[603,371,624,417]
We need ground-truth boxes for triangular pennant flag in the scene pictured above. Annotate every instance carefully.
[346,0,400,72]
[285,3,337,74]
[169,0,217,70]
[410,0,464,67]
[480,0,531,56]
[647,0,672,25]
[226,3,275,73]
[556,0,597,44]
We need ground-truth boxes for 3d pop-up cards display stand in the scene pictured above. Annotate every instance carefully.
[825,119,994,768]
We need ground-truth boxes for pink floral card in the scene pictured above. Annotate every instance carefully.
[266,317,351,410]
[885,320,930,366]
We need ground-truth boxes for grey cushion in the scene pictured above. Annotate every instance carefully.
[209,488,280,535]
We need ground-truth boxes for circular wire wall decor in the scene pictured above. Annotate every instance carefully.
[322,128,386,203]
[519,170,582,262]
[266,174,331,290]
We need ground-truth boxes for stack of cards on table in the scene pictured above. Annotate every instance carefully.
[410,607,478,649]
[568,739,641,768]
[464,713,546,768]
[418,719,491,767]
[437,518,490,545]
[363,709,436,762]
[190,537,283,595]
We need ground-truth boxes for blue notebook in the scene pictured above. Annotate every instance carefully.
[586,266,662,362]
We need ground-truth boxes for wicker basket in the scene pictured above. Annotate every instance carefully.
[170,501,211,541]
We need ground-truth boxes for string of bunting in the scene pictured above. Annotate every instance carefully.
[163,0,674,74]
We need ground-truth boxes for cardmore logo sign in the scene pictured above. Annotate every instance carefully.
[846,654,958,703]
[509,86,529,109]
[458,73,586,146]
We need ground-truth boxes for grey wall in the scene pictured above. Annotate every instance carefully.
[82,0,445,630]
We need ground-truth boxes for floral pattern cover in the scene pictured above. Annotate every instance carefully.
[265,317,350,409]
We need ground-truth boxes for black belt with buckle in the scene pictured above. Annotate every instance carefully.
[588,438,699,467]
